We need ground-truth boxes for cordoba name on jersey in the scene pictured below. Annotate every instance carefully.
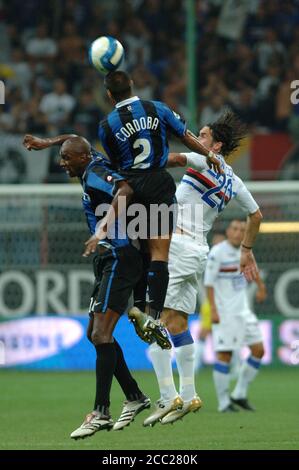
[116,116,159,142]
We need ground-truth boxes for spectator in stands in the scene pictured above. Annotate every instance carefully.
[199,95,228,129]
[7,47,33,100]
[71,89,101,142]
[26,24,57,60]
[256,63,281,102]
[255,28,285,73]
[131,65,157,101]
[123,17,151,69]
[58,21,85,65]
[39,79,76,131]
[0,0,298,177]
[230,86,257,128]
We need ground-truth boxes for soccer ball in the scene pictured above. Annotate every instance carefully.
[89,36,124,74]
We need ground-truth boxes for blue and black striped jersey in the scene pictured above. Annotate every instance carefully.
[98,96,186,170]
[81,150,129,248]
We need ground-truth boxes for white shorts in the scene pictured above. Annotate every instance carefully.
[212,311,263,352]
[164,233,209,314]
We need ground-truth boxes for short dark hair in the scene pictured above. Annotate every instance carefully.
[208,110,247,157]
[212,229,226,238]
[104,71,132,102]
[228,218,246,227]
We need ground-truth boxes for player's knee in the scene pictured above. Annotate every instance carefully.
[162,309,187,335]
[86,318,94,343]
[167,321,187,335]
[217,351,232,363]
[149,240,171,260]
[91,329,112,346]
[251,343,264,359]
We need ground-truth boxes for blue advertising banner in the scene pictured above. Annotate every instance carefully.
[0,315,152,370]
[0,315,299,369]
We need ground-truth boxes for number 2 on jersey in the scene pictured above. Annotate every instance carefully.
[132,138,151,169]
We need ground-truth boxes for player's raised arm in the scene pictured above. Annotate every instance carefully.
[23,134,78,151]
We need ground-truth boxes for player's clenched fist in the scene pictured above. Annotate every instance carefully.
[23,134,49,151]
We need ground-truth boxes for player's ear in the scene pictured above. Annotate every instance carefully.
[214,141,222,154]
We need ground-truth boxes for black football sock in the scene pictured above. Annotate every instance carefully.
[94,343,117,414]
[113,339,144,401]
[147,260,169,319]
[133,250,151,312]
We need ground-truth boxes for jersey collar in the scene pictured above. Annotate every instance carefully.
[227,240,241,252]
[115,96,139,108]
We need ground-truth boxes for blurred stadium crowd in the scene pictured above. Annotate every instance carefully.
[0,0,299,155]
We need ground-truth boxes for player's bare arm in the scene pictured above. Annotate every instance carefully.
[167,153,186,167]
[23,134,77,151]
[255,272,267,303]
[240,209,263,282]
[206,286,220,324]
[83,180,134,257]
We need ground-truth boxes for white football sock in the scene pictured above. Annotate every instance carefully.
[213,361,231,411]
[174,343,197,402]
[169,330,197,402]
[231,355,261,399]
[148,342,177,403]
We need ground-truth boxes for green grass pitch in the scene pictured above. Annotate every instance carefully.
[0,368,298,450]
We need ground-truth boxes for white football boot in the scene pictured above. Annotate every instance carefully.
[161,396,203,425]
[143,396,183,427]
[70,411,113,439]
[113,396,151,431]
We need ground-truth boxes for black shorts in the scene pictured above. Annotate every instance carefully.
[120,168,177,237]
[89,244,142,316]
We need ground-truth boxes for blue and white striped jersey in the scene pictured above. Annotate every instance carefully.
[99,96,186,170]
